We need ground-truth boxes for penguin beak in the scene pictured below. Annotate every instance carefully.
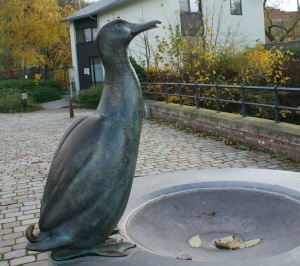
[129,20,161,38]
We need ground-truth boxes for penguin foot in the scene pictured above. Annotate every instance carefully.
[52,242,136,261]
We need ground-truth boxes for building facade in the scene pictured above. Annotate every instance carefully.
[62,0,265,91]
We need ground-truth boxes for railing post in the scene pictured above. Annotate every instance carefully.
[153,83,157,102]
[274,85,279,123]
[178,82,182,106]
[143,84,147,100]
[215,84,220,113]
[164,82,168,104]
[195,83,199,109]
[241,84,246,117]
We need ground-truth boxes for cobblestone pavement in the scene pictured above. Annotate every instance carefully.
[0,109,299,266]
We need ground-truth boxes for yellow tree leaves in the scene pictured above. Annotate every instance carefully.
[0,0,74,71]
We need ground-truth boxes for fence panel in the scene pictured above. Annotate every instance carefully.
[141,82,300,124]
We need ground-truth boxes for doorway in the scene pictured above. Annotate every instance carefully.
[90,57,103,86]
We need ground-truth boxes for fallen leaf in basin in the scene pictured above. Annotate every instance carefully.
[196,211,216,219]
[215,235,262,250]
[187,234,202,248]
[239,237,263,249]
[219,235,233,243]
[215,241,230,248]
[229,238,241,249]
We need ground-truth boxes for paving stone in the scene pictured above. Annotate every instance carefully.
[4,249,26,260]
[5,212,24,218]
[10,255,35,266]
[21,218,39,225]
[0,246,11,253]
[0,239,15,248]
[2,232,22,240]
[12,242,27,250]
[0,229,12,235]
[15,237,27,244]
[17,214,34,221]
[24,261,48,266]
[3,222,20,229]
[0,261,9,266]
[0,218,16,224]
[13,225,28,233]
[37,253,48,260]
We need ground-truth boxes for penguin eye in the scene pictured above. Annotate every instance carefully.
[116,23,122,27]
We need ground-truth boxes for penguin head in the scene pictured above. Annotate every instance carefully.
[95,19,161,61]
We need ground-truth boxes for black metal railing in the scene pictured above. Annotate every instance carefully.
[141,82,300,123]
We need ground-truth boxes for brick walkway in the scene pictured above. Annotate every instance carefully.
[0,109,299,266]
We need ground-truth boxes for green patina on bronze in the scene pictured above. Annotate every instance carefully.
[25,18,161,259]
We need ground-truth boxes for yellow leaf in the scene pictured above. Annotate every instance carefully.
[239,237,263,249]
[215,242,230,248]
[219,235,233,243]
[187,234,202,248]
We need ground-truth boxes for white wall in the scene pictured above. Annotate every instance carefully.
[96,0,265,67]
[69,21,80,91]
[97,0,177,67]
[201,0,265,47]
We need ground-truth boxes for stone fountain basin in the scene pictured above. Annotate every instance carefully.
[126,187,300,262]
[51,169,300,266]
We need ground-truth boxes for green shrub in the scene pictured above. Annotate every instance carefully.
[0,92,42,113]
[0,80,23,90]
[129,56,145,82]
[281,45,300,61]
[16,80,63,103]
[72,85,103,109]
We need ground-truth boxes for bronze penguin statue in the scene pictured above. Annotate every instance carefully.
[25,18,161,259]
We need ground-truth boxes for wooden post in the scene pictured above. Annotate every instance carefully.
[69,98,74,118]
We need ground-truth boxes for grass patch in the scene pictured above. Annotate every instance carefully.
[72,85,103,109]
[0,79,63,113]
[0,91,42,113]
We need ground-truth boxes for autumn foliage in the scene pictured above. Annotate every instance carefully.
[0,0,74,71]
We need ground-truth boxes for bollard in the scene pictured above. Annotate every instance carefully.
[69,98,74,118]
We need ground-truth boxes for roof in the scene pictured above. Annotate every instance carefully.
[268,8,298,21]
[60,0,135,23]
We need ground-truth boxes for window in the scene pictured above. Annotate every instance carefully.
[231,0,242,15]
[76,29,84,44]
[84,28,92,42]
[92,28,98,40]
[179,0,199,12]
[76,27,98,44]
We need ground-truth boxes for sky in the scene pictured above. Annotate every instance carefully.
[267,0,298,11]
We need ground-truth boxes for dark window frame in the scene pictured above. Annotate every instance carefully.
[180,0,200,13]
[230,0,242,16]
[76,27,98,44]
